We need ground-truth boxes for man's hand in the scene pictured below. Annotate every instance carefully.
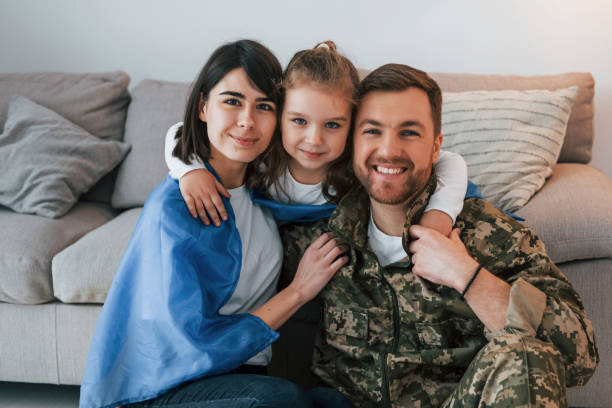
[407,225,478,292]
[409,225,511,331]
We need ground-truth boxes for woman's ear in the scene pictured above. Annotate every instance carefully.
[198,95,207,123]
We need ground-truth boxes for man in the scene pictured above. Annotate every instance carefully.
[280,64,598,407]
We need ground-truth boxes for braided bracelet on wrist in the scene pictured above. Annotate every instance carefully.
[461,264,483,298]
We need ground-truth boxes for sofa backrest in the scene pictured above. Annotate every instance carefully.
[111,72,595,209]
[111,79,190,210]
[0,72,131,203]
[430,72,594,164]
[359,70,593,164]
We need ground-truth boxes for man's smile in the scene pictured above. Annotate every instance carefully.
[373,165,407,175]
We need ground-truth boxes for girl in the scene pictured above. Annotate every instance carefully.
[80,40,354,408]
[166,41,468,237]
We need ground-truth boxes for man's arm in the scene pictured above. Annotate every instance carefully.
[408,226,511,332]
[407,200,598,387]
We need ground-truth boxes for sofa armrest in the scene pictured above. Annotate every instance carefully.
[515,163,612,264]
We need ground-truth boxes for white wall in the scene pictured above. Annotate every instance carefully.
[1,0,611,177]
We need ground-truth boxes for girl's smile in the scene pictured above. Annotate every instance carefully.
[281,85,351,184]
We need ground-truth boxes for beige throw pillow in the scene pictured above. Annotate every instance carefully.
[441,87,578,212]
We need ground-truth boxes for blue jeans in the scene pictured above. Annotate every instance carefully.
[126,373,354,408]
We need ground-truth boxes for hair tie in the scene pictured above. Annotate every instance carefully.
[316,43,330,49]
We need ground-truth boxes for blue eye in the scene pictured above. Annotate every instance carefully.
[364,128,380,135]
[293,118,307,125]
[325,122,341,129]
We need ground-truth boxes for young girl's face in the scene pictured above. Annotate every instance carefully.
[281,84,352,184]
[200,68,277,166]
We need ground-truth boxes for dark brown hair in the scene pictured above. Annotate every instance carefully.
[172,39,282,188]
[262,41,360,203]
[359,64,442,136]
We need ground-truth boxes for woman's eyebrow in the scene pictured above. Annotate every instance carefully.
[219,91,245,98]
[219,91,274,103]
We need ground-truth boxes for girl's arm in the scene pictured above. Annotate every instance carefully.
[421,150,468,236]
[164,123,230,226]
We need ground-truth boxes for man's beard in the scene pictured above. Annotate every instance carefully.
[355,156,431,206]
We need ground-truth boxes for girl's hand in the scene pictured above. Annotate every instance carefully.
[289,233,349,303]
[179,169,231,226]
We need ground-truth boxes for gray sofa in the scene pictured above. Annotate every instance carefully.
[0,71,610,407]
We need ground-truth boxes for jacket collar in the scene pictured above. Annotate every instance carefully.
[329,170,438,252]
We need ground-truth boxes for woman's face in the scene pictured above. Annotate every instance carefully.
[200,68,277,166]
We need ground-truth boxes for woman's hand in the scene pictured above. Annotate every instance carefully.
[179,169,231,226]
[289,232,350,303]
[252,232,349,331]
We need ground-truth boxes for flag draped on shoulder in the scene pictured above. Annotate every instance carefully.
[252,190,336,223]
[79,175,278,408]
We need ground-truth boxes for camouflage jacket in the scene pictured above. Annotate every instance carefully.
[280,175,598,408]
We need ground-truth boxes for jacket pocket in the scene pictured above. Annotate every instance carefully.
[415,317,484,349]
[324,306,369,339]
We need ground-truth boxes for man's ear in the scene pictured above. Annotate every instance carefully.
[432,133,443,163]
[198,96,207,123]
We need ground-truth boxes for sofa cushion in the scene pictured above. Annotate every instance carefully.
[0,203,116,304]
[515,163,612,263]
[431,72,595,164]
[441,87,577,212]
[0,301,102,385]
[52,207,142,303]
[0,96,131,218]
[111,80,189,209]
[0,71,131,203]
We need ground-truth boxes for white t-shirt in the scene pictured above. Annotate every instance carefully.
[367,213,406,267]
[219,184,283,366]
[164,123,282,366]
[164,123,468,222]
[267,169,329,205]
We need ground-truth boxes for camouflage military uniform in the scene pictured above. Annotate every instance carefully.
[280,174,598,408]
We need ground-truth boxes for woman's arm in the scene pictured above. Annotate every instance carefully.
[252,233,348,330]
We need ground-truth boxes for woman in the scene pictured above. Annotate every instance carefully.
[80,40,352,408]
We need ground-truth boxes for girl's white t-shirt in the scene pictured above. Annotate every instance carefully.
[267,170,329,205]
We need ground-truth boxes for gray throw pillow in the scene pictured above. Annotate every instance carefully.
[0,96,131,218]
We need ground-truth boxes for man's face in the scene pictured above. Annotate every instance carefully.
[353,87,442,206]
